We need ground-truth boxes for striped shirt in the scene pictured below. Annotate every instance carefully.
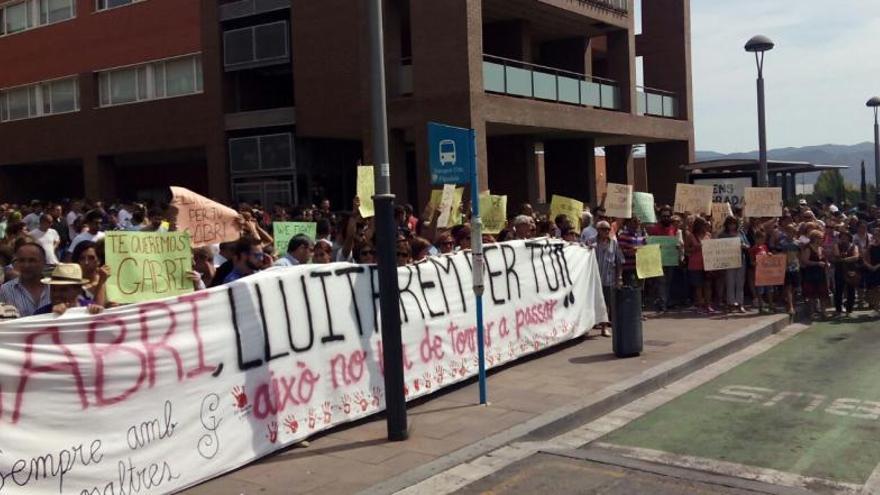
[0,278,50,317]
[594,238,625,287]
[617,228,646,272]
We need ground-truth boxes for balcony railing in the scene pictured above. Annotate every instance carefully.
[575,0,628,13]
[636,86,678,118]
[483,55,621,110]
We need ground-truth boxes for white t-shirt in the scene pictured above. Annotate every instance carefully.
[30,228,60,264]
[117,208,133,230]
[69,231,105,255]
[66,210,79,240]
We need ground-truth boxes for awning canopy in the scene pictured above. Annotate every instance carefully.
[683,159,848,175]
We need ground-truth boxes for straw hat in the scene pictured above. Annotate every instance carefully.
[41,263,89,285]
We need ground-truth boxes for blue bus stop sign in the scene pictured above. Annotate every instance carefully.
[428,122,474,185]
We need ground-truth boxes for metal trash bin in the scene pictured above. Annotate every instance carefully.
[613,286,643,358]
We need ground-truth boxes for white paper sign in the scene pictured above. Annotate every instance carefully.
[702,237,743,271]
[0,240,605,494]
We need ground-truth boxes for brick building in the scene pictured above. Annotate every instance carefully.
[0,0,693,209]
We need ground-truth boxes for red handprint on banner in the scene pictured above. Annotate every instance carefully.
[231,386,248,409]
[266,421,278,443]
[354,391,369,412]
[322,401,333,425]
[341,394,352,415]
[371,387,383,408]
[284,414,299,434]
[307,408,317,429]
[434,365,446,386]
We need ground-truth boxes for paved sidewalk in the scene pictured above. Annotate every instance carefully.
[182,311,789,495]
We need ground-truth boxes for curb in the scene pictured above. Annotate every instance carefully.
[358,313,792,495]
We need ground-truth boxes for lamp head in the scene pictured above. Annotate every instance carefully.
[867,96,880,108]
[745,35,775,53]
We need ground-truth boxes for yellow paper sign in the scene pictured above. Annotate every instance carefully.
[604,183,633,219]
[105,231,194,304]
[674,184,713,215]
[744,187,782,218]
[479,193,508,235]
[357,166,375,218]
[636,244,664,279]
[550,195,584,231]
[429,187,465,228]
[711,202,733,233]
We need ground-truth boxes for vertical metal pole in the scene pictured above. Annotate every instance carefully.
[874,111,880,206]
[368,0,407,441]
[756,72,769,187]
[469,130,487,405]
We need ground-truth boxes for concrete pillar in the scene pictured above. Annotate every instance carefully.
[544,138,595,204]
[606,29,637,114]
[605,144,634,186]
[646,140,692,205]
[638,0,693,122]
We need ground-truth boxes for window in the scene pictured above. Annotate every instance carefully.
[95,0,143,11]
[229,133,294,174]
[97,54,203,107]
[223,21,290,70]
[0,76,79,122]
[0,0,74,36]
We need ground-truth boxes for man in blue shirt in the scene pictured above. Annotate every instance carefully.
[274,235,314,267]
[223,238,265,284]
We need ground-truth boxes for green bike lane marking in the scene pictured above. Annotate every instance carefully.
[602,316,880,485]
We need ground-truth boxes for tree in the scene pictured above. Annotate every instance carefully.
[813,170,846,203]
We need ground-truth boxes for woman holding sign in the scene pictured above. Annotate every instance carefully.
[800,230,829,319]
[685,217,716,314]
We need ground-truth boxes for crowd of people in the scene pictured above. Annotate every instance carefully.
[0,195,878,331]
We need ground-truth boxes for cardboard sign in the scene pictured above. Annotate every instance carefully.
[711,202,734,233]
[755,254,786,287]
[550,195,584,231]
[702,237,743,271]
[274,222,317,255]
[170,186,240,247]
[674,184,713,215]
[636,244,664,279]
[693,176,753,207]
[0,240,605,494]
[647,236,680,267]
[479,193,508,235]
[357,166,375,218]
[744,187,782,218]
[633,192,656,224]
[604,183,633,219]
[105,231,194,303]
[436,184,456,228]
[428,187,465,228]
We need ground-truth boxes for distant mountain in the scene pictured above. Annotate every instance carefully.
[695,142,876,185]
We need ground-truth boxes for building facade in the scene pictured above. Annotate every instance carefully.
[0,0,694,208]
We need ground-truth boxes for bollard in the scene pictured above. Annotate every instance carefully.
[613,285,643,358]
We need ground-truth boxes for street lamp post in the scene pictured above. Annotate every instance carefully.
[745,35,775,187]
[368,0,408,441]
[867,96,880,206]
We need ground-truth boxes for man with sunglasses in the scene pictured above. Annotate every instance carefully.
[223,238,266,284]
[275,235,314,267]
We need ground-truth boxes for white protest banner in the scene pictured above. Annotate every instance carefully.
[693,176,753,207]
[604,183,633,219]
[702,237,743,271]
[674,184,713,215]
[744,187,783,218]
[171,187,241,248]
[0,240,605,494]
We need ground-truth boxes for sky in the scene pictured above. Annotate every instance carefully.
[686,1,880,153]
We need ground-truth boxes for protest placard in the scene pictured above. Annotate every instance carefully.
[479,192,508,234]
[636,244,664,279]
[0,240,605,494]
[170,186,240,247]
[550,195,584,231]
[436,184,456,228]
[105,231,194,303]
[755,253,786,286]
[604,183,633,219]
[711,202,733,233]
[633,192,656,223]
[357,166,375,218]
[647,236,680,266]
[274,222,317,255]
[744,187,782,218]
[674,183,713,215]
[702,237,743,271]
